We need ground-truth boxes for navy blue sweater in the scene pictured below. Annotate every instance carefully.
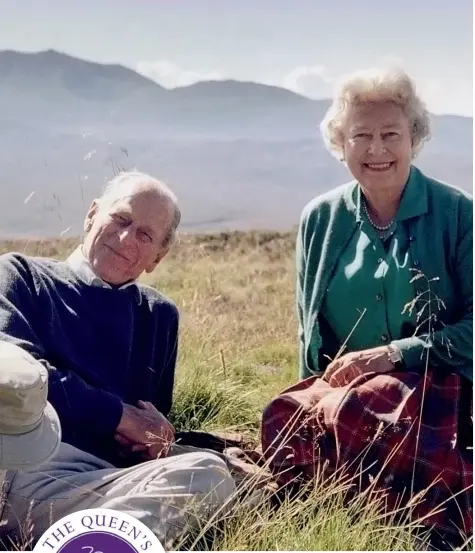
[0,252,179,466]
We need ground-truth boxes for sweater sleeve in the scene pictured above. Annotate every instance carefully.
[152,302,179,418]
[0,254,124,434]
[391,201,473,381]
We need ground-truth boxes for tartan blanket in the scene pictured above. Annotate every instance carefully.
[260,369,473,536]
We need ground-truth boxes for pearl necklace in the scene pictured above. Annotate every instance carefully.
[362,197,394,231]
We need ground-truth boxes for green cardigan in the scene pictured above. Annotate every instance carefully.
[296,165,473,382]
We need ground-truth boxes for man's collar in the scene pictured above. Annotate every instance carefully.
[67,246,142,303]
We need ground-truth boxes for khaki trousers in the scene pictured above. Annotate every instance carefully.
[0,442,235,549]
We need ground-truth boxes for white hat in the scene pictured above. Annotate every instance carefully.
[0,341,61,470]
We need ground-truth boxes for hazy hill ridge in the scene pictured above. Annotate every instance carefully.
[0,50,472,237]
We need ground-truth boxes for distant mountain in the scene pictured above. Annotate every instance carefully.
[0,49,472,237]
[0,49,163,95]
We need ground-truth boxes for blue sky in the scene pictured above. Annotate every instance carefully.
[1,0,472,115]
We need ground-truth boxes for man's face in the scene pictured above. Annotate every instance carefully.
[83,188,172,285]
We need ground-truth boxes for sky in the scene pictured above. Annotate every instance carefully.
[0,0,473,116]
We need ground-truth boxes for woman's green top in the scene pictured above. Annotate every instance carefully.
[296,165,473,381]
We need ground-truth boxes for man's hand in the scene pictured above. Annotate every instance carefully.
[115,400,175,460]
[323,346,395,386]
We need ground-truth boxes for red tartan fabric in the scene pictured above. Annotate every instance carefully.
[261,369,473,535]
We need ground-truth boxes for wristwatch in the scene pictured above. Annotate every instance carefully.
[387,344,403,367]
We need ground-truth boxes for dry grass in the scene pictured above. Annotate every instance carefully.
[0,231,300,417]
[0,231,470,551]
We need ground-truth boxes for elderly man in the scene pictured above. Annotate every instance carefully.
[0,171,235,547]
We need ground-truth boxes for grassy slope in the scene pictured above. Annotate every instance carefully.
[0,232,468,551]
[0,231,299,433]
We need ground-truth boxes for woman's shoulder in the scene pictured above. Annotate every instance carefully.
[300,179,357,224]
[419,167,472,207]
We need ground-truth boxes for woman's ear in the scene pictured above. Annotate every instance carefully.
[340,143,346,163]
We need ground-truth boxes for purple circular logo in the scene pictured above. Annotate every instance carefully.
[58,531,138,553]
[32,508,164,553]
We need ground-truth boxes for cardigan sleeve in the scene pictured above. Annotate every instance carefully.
[391,198,473,381]
[296,217,307,377]
[295,183,364,380]
[296,209,319,380]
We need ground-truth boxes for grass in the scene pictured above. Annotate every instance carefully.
[0,231,471,551]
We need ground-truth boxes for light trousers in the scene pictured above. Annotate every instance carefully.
[0,442,235,549]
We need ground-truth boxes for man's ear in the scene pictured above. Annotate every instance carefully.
[145,247,170,274]
[84,200,99,233]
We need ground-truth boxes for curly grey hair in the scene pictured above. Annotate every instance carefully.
[320,67,432,160]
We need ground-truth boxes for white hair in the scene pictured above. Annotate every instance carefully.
[98,170,181,248]
[320,66,432,160]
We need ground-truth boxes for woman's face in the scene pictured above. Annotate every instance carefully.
[341,102,413,194]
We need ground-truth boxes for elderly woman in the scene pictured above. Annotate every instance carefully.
[261,68,472,544]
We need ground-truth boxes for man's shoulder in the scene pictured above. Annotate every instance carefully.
[0,252,75,289]
[299,180,355,226]
[0,251,58,273]
[137,283,179,320]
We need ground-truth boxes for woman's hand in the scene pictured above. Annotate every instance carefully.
[323,346,395,385]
